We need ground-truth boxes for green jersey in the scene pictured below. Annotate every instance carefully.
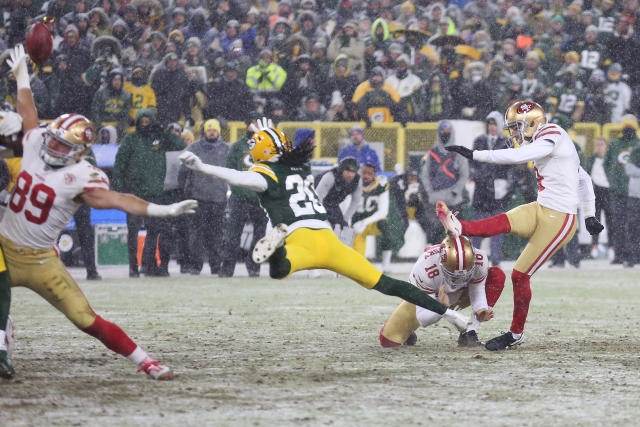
[250,162,330,231]
[548,83,585,117]
[351,177,390,225]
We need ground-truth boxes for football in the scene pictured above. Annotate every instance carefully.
[25,22,53,65]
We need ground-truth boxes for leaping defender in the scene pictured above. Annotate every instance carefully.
[179,121,471,333]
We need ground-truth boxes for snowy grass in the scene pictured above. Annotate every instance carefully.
[2,260,640,426]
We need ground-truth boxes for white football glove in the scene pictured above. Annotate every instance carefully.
[147,199,198,217]
[178,151,204,171]
[7,44,30,89]
[248,116,273,134]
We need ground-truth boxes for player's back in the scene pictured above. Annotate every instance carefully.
[249,162,330,233]
[0,128,109,250]
[531,123,581,214]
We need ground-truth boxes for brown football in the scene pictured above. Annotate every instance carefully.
[25,22,53,65]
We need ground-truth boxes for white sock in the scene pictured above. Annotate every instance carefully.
[510,331,523,339]
[467,314,480,332]
[382,250,392,271]
[0,330,6,351]
[127,346,149,365]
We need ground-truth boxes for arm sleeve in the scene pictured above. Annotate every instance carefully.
[468,281,489,313]
[197,163,268,192]
[344,178,363,223]
[578,166,596,218]
[473,140,555,164]
[625,162,640,178]
[315,172,335,201]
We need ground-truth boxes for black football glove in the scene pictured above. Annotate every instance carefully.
[445,145,474,160]
[585,216,604,236]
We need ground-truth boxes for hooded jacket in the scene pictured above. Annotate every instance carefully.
[112,109,186,199]
[421,120,469,206]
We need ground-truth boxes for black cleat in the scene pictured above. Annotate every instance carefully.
[403,332,418,346]
[458,330,483,347]
[0,350,15,379]
[485,331,524,351]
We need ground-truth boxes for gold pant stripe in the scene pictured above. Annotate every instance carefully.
[284,228,383,289]
[0,234,96,329]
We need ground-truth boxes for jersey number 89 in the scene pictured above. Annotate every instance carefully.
[9,170,56,224]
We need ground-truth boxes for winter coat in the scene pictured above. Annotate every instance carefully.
[178,137,230,203]
[112,109,186,199]
[421,124,469,206]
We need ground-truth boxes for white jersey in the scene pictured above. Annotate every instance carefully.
[409,244,489,314]
[474,123,582,214]
[0,128,109,250]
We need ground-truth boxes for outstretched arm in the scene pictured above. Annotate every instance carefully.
[446,140,554,164]
[179,151,268,192]
[79,189,197,217]
[7,45,38,132]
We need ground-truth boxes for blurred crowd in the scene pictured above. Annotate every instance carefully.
[1,0,639,276]
[1,0,640,135]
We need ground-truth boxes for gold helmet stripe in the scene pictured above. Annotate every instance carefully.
[264,128,284,153]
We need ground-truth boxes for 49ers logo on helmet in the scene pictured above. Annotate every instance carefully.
[83,127,94,142]
[517,102,534,114]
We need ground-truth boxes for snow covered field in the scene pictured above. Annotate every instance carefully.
[2,260,639,426]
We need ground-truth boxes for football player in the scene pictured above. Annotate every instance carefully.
[0,45,198,380]
[441,100,603,351]
[380,234,505,348]
[179,119,471,334]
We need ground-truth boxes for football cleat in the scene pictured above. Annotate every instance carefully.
[443,309,471,333]
[485,331,525,351]
[404,332,418,346]
[0,350,15,379]
[435,201,462,236]
[458,330,483,347]
[252,223,288,264]
[138,358,173,380]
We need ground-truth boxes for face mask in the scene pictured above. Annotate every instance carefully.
[440,132,451,145]
[623,127,636,140]
[137,123,152,136]
[132,76,145,86]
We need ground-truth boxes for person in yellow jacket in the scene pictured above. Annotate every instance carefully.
[245,48,287,92]
[123,64,157,133]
